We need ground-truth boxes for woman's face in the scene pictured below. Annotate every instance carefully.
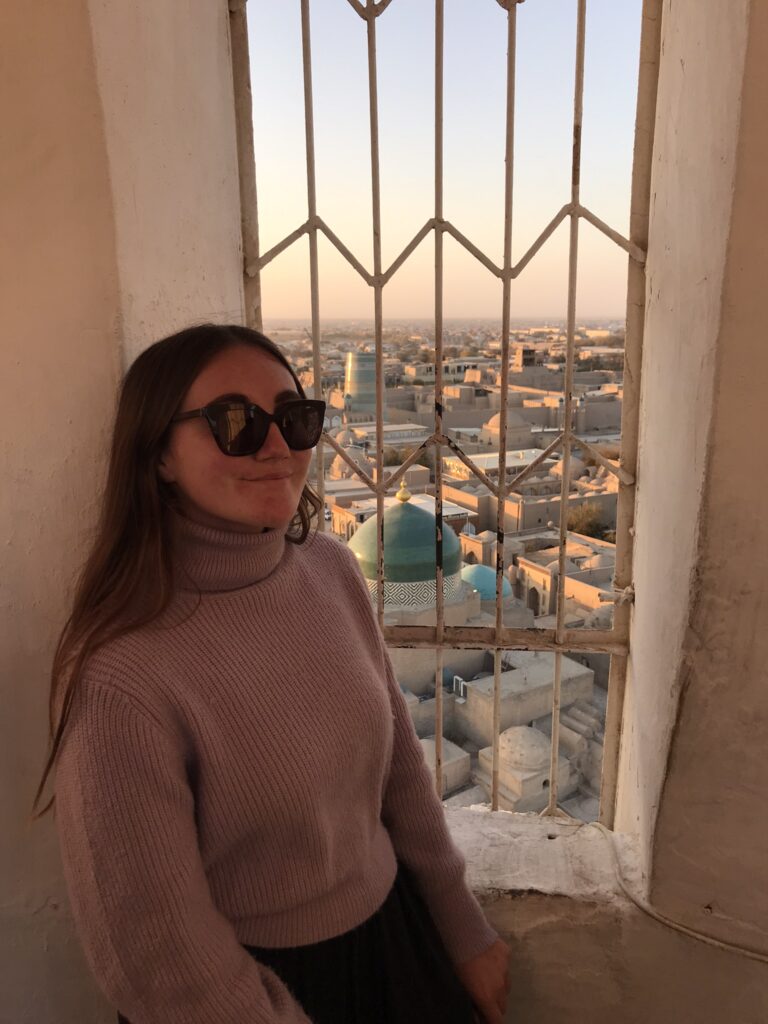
[159,344,313,532]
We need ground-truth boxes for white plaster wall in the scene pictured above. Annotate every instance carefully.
[87,0,244,366]
[615,0,751,877]
[2,2,246,1020]
[1,4,122,1021]
[650,0,768,950]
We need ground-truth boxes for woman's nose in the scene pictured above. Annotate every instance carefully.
[259,419,291,457]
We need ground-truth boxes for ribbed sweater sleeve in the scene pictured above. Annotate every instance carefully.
[335,547,500,966]
[55,674,312,1024]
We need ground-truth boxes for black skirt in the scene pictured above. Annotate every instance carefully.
[117,860,477,1024]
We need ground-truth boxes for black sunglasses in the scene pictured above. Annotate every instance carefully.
[171,398,326,457]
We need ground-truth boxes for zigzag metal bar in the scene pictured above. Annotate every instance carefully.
[433,433,500,496]
[379,435,437,494]
[345,0,396,21]
[320,430,378,491]
[512,204,571,277]
[247,203,646,285]
[315,217,374,284]
[503,431,565,496]
[381,219,436,284]
[248,221,309,274]
[569,432,635,486]
[578,204,647,264]
[443,221,504,277]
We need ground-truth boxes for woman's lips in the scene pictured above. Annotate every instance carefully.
[242,474,292,482]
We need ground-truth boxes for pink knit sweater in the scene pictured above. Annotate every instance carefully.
[54,511,498,1024]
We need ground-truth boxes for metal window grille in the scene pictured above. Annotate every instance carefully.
[229,0,662,826]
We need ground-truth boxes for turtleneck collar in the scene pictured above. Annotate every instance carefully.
[169,510,289,593]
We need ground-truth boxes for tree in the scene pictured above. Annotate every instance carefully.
[401,444,434,474]
[566,501,604,539]
[382,446,401,467]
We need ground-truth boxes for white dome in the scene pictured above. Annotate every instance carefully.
[499,727,551,771]
[334,427,357,445]
[485,410,529,430]
[585,603,613,628]
[329,447,372,480]
[583,552,615,570]
[550,454,585,479]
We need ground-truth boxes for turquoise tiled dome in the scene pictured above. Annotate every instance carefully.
[348,486,462,583]
[461,563,512,600]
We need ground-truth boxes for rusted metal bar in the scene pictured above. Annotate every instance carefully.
[300,0,326,525]
[545,0,586,818]
[512,204,571,278]
[431,0,447,797]
[380,435,437,493]
[315,216,375,284]
[442,222,504,278]
[381,219,436,285]
[577,204,646,264]
[250,222,310,274]
[319,430,378,492]
[382,623,628,655]
[491,0,519,810]
[569,431,635,486]
[503,432,565,496]
[364,0,386,631]
[434,434,501,496]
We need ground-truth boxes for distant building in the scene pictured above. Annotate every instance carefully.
[343,351,376,413]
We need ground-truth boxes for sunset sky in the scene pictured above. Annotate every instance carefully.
[247,0,642,321]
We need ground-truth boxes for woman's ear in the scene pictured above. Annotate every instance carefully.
[157,453,176,484]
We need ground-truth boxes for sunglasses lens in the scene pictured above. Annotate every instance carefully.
[280,402,324,450]
[211,406,265,456]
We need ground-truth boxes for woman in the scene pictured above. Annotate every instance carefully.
[32,324,511,1024]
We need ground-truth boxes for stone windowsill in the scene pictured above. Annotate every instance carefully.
[445,806,644,903]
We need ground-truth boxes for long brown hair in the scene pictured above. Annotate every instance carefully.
[31,324,322,819]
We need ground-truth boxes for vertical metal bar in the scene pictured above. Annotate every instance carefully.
[492,0,518,812]
[600,0,663,827]
[300,0,325,527]
[228,0,262,330]
[364,1,386,630]
[546,0,586,817]
[433,0,446,798]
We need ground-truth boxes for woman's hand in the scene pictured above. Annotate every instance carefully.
[455,938,511,1024]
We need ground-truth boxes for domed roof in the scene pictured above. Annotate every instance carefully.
[329,446,372,480]
[486,410,529,430]
[499,727,551,771]
[461,563,512,600]
[348,485,462,583]
[550,454,585,479]
[582,551,615,570]
[334,427,357,445]
[585,603,613,629]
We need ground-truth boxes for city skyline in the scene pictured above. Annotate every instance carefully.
[248,0,643,320]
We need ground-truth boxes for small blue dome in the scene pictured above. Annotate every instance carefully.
[461,563,511,600]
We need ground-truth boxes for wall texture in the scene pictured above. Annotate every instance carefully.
[0,3,121,1020]
[87,0,244,366]
[1,1,244,1020]
[650,0,768,953]
[615,0,751,877]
